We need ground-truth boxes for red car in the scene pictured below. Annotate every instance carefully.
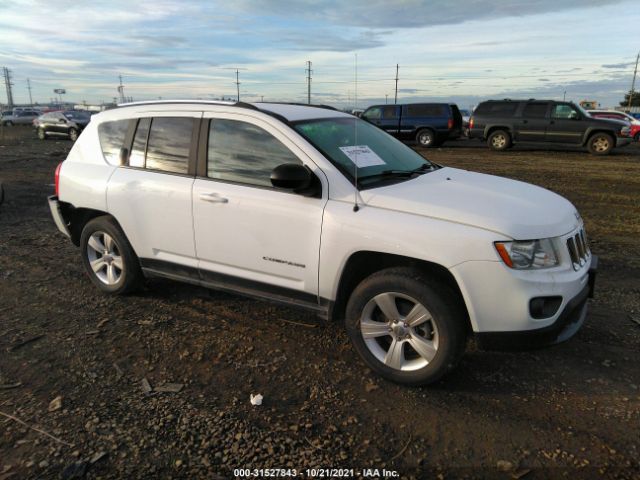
[588,110,640,141]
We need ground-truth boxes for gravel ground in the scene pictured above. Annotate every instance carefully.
[1,127,639,479]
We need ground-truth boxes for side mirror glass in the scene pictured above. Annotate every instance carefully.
[270,163,320,197]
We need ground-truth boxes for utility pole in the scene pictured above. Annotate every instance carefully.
[563,90,566,101]
[628,51,639,111]
[385,94,388,104]
[394,64,399,105]
[117,75,126,104]
[27,78,33,106]
[3,67,14,108]
[235,69,240,101]
[305,60,312,104]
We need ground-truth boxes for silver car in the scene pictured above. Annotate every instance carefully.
[1,110,39,126]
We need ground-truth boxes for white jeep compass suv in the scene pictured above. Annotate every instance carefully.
[49,101,597,385]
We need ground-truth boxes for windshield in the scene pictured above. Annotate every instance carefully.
[294,117,436,188]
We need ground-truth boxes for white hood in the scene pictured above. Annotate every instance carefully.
[360,167,579,239]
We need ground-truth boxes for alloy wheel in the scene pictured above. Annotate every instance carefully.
[360,292,439,371]
[86,231,123,285]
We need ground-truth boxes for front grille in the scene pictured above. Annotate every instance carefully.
[566,228,590,271]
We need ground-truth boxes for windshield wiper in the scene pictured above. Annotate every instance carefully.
[360,163,434,182]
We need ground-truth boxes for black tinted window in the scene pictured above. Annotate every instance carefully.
[475,102,518,117]
[523,103,548,118]
[552,104,579,119]
[405,104,446,117]
[382,106,398,119]
[129,118,150,168]
[98,120,129,165]
[145,118,192,174]
[207,119,301,188]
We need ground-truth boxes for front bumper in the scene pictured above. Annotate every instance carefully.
[616,137,632,147]
[48,195,71,238]
[474,255,597,350]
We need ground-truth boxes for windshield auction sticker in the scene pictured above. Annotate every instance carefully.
[339,145,386,167]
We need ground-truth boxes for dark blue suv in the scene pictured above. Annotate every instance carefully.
[361,103,463,147]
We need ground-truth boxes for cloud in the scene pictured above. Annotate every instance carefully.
[602,62,634,69]
[230,0,624,28]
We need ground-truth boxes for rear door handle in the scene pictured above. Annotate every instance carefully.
[199,192,228,204]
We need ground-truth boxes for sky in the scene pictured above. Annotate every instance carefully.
[0,0,638,110]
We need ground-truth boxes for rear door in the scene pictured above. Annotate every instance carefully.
[107,113,200,270]
[515,102,550,141]
[546,103,585,144]
[192,113,327,302]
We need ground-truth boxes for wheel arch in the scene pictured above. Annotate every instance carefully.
[583,128,615,146]
[329,251,471,332]
[484,125,512,139]
[60,204,116,246]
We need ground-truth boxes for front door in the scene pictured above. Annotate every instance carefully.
[192,113,327,303]
[546,103,585,144]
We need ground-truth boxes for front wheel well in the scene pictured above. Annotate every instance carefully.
[584,129,615,145]
[330,251,471,332]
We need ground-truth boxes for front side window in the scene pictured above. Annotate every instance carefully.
[295,117,435,188]
[145,117,192,174]
[552,104,579,119]
[98,119,129,165]
[207,119,301,187]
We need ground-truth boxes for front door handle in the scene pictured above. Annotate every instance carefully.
[199,192,228,204]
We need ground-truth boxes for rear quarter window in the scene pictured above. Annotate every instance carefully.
[98,120,130,165]
[475,102,518,117]
[404,104,446,117]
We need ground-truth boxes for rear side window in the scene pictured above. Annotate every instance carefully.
[207,119,301,188]
[522,103,548,119]
[144,118,192,174]
[98,120,129,165]
[475,102,518,117]
[404,104,446,117]
[381,106,398,119]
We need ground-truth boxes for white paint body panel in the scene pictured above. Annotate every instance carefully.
[56,101,592,335]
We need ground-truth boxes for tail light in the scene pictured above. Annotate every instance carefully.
[447,118,453,129]
[469,117,474,129]
[54,162,62,196]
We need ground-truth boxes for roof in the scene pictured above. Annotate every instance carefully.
[115,100,350,122]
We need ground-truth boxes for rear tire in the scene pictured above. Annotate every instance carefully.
[345,267,467,386]
[416,129,436,148]
[80,216,142,295]
[487,130,511,151]
[587,132,614,155]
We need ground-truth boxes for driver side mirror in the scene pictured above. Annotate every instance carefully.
[270,163,320,197]
[569,112,580,120]
[58,118,67,124]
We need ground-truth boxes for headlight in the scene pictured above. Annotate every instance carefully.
[494,239,559,269]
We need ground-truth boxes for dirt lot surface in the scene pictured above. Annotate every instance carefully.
[1,127,639,479]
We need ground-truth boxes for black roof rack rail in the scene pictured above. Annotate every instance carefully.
[116,100,260,111]
[256,101,338,111]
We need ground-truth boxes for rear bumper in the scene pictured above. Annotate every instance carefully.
[48,195,71,238]
[475,256,597,350]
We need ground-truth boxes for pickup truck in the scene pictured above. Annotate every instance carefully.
[361,103,463,147]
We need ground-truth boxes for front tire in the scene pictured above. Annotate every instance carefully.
[68,128,79,142]
[37,128,47,140]
[487,130,511,151]
[587,132,614,155]
[634,132,640,142]
[80,216,142,295]
[345,268,467,385]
